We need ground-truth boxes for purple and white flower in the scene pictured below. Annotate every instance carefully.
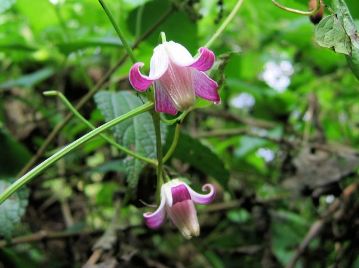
[129,41,220,115]
[144,179,216,239]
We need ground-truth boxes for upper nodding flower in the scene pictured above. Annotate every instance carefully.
[129,41,220,115]
[143,179,216,239]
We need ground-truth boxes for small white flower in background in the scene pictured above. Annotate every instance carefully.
[49,0,65,5]
[325,195,335,204]
[260,60,294,93]
[256,148,275,162]
[230,92,255,109]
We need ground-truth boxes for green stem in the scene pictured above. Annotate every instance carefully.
[160,109,191,125]
[0,102,154,205]
[163,123,181,163]
[204,0,245,48]
[151,111,164,202]
[271,0,321,15]
[160,32,167,43]
[44,91,157,166]
[98,0,137,63]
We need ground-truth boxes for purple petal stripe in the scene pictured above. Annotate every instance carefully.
[189,47,215,72]
[143,197,166,229]
[192,70,220,103]
[171,184,191,205]
[187,184,216,205]
[129,62,153,92]
[154,81,178,115]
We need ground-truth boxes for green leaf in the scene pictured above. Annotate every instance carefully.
[0,67,55,90]
[167,130,229,187]
[56,37,123,54]
[94,91,166,189]
[315,0,359,57]
[0,179,29,238]
[315,15,352,55]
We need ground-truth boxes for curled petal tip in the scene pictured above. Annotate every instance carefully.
[129,62,153,92]
[188,183,216,205]
[190,47,216,72]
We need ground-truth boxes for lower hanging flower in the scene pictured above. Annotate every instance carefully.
[143,179,216,239]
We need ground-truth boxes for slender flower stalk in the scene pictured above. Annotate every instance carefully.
[204,0,245,48]
[44,91,157,166]
[144,179,216,239]
[98,0,137,63]
[0,102,154,205]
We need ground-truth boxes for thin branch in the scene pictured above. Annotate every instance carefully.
[0,229,102,248]
[286,182,358,268]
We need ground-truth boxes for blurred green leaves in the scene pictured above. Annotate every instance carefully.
[0,129,31,177]
[0,68,54,90]
[166,130,229,187]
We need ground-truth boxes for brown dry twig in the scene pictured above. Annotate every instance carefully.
[286,182,358,268]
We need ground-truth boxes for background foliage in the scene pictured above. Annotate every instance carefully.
[0,0,358,267]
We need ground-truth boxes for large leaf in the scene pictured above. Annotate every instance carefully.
[315,15,352,55]
[94,91,166,189]
[0,179,29,238]
[167,129,229,187]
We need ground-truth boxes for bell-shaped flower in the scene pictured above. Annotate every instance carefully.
[143,179,216,239]
[129,41,220,115]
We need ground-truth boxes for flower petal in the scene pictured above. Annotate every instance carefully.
[192,70,220,103]
[154,81,178,115]
[189,47,215,71]
[165,41,195,66]
[166,200,200,239]
[165,42,215,71]
[143,193,166,229]
[186,183,216,205]
[171,184,191,205]
[149,44,169,79]
[129,45,169,92]
[129,62,153,92]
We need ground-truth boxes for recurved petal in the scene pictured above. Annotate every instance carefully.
[189,47,215,71]
[143,194,166,229]
[186,183,216,205]
[129,62,154,92]
[154,82,178,115]
[192,70,220,103]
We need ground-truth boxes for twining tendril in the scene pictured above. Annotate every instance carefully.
[271,0,322,15]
